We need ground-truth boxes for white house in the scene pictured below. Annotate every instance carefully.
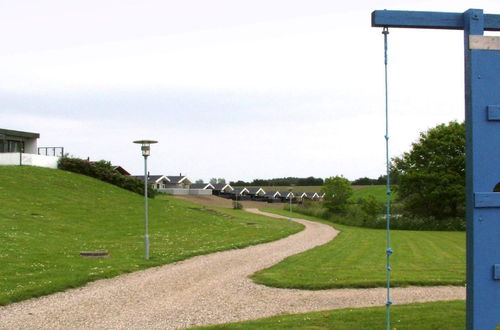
[0,128,60,168]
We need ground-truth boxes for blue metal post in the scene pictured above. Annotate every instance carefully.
[372,9,500,329]
[463,9,500,329]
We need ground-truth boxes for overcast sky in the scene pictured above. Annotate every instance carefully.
[1,0,500,182]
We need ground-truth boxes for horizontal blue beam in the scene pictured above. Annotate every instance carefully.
[372,10,500,31]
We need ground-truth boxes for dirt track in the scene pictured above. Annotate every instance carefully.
[173,194,286,209]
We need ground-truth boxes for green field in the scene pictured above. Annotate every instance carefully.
[0,166,303,305]
[252,209,465,289]
[351,185,396,203]
[194,300,465,329]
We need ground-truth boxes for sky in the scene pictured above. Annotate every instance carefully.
[1,0,500,182]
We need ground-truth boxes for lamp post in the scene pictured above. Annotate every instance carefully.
[133,140,158,260]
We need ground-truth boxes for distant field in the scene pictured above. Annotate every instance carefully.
[0,166,302,305]
[351,185,397,203]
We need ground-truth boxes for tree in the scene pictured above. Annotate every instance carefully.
[195,179,204,184]
[352,177,374,185]
[217,178,226,184]
[393,121,465,219]
[209,178,217,185]
[321,175,353,213]
[231,180,249,186]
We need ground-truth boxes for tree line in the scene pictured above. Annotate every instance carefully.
[230,176,324,187]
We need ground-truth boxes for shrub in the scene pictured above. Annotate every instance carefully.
[289,196,464,231]
[232,201,243,210]
[321,176,353,214]
[58,157,155,198]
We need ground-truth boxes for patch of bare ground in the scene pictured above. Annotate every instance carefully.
[173,194,286,209]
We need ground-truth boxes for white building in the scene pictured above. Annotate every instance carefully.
[0,128,61,168]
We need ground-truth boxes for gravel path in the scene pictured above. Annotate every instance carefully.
[0,209,465,329]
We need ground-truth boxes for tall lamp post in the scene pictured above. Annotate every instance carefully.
[133,140,158,260]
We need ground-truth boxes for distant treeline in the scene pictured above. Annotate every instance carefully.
[351,175,392,185]
[230,176,324,187]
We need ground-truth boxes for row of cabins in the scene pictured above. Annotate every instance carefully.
[134,175,323,203]
[200,183,324,203]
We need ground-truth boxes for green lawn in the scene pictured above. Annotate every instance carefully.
[0,166,303,305]
[252,209,465,289]
[351,185,396,203]
[194,300,465,329]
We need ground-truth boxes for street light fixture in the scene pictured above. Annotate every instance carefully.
[133,140,158,260]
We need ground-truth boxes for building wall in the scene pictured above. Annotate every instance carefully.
[0,153,58,168]
[24,139,37,154]
[159,188,212,195]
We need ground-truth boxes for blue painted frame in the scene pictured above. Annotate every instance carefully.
[372,9,500,330]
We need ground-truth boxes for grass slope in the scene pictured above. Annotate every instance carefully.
[252,209,465,289]
[0,166,302,305]
[194,300,465,329]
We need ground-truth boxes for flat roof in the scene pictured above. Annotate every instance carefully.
[0,128,40,139]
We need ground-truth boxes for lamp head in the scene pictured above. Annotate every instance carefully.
[133,140,158,157]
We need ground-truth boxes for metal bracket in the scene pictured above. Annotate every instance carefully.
[487,106,500,121]
[475,193,500,208]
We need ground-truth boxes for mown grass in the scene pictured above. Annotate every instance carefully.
[0,166,303,305]
[193,300,465,329]
[251,209,465,289]
[351,185,397,203]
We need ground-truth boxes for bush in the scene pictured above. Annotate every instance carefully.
[232,201,243,210]
[58,157,155,198]
[289,196,464,231]
[321,176,353,213]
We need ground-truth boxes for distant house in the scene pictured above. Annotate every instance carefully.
[279,191,295,202]
[113,166,131,176]
[311,192,321,201]
[230,187,250,200]
[133,175,170,190]
[0,128,39,154]
[0,128,61,168]
[264,191,281,203]
[189,183,214,196]
[293,192,308,201]
[190,183,215,190]
[212,183,234,196]
[247,187,266,200]
[166,175,192,189]
[303,192,320,201]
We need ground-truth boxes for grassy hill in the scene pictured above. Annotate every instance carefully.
[0,166,302,305]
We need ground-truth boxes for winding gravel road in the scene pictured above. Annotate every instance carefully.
[0,209,465,329]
